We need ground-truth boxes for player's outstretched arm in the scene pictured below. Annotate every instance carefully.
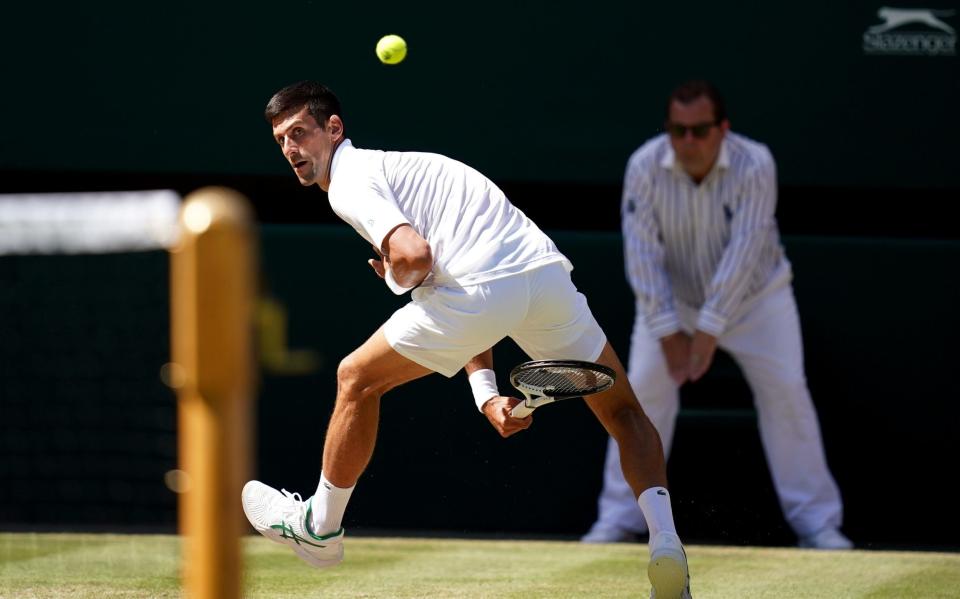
[465,350,531,438]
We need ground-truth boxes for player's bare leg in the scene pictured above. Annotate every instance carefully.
[587,341,691,599]
[322,327,433,488]
[586,342,667,493]
[242,327,432,569]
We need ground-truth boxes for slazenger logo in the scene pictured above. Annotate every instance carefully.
[863,6,957,56]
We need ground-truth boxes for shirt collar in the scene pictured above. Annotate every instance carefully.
[329,138,353,182]
[716,137,731,170]
[659,134,732,175]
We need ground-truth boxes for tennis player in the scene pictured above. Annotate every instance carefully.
[241,81,693,598]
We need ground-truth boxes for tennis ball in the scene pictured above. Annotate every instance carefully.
[376,34,407,65]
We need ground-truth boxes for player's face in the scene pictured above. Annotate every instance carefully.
[271,106,343,191]
[666,96,729,181]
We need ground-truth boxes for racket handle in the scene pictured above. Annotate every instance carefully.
[510,403,534,418]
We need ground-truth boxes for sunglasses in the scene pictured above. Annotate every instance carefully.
[665,121,718,139]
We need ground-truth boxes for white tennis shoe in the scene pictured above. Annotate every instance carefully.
[648,531,692,599]
[241,480,345,568]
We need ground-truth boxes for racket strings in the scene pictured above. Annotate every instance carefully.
[516,367,611,395]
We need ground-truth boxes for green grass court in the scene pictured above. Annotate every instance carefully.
[1,533,958,598]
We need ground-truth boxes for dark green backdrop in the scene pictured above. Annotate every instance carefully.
[2,1,957,189]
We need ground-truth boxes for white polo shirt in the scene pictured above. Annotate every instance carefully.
[327,139,571,290]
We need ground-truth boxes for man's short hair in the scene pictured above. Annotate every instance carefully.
[265,81,343,132]
[666,80,727,123]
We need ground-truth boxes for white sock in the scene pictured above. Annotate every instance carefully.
[637,486,677,542]
[310,473,355,536]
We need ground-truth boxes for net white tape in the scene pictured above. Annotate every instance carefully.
[0,190,181,255]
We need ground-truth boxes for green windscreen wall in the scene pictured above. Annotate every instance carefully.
[2,1,957,189]
[1,227,957,547]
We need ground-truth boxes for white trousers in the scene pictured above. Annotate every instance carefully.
[591,284,844,538]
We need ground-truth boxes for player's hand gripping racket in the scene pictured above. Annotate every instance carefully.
[509,360,616,418]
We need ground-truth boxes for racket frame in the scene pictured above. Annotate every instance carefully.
[508,359,616,418]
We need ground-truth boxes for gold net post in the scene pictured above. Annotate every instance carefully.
[170,187,257,599]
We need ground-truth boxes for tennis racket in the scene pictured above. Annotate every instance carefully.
[509,359,616,418]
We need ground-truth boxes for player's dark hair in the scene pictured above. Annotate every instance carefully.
[667,80,727,123]
[265,81,344,133]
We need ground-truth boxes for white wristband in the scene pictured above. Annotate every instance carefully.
[468,369,499,412]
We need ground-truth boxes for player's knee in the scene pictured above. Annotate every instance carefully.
[598,396,645,435]
[336,355,381,401]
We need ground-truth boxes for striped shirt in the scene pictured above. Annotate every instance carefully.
[621,131,790,339]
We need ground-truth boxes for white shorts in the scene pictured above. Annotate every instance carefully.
[383,262,607,377]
